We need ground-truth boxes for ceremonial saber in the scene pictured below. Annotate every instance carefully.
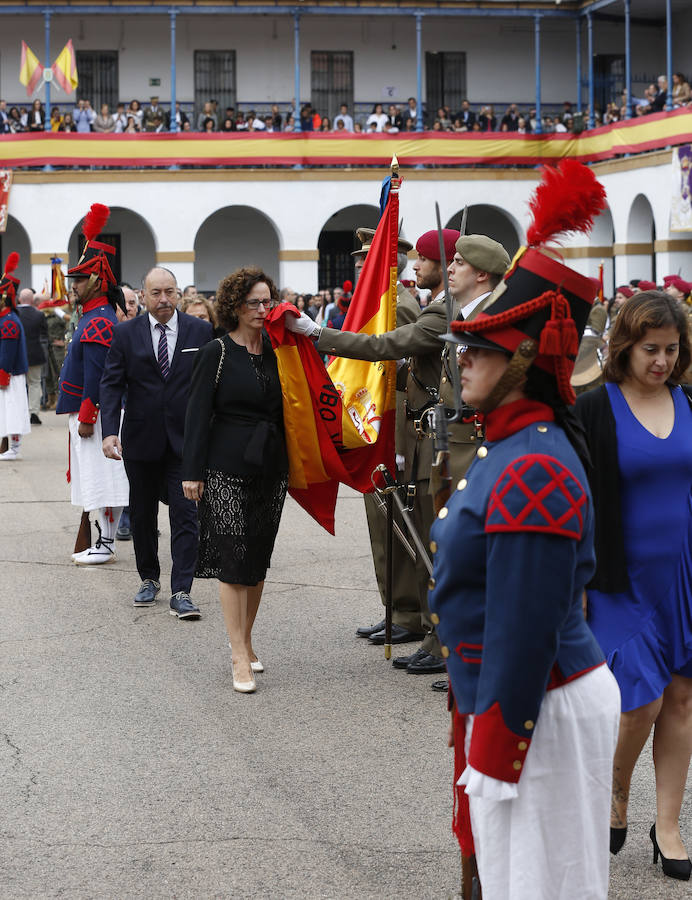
[372,465,433,575]
[370,491,417,563]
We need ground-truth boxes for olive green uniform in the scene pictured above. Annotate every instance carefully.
[318,293,480,655]
[42,308,69,406]
[362,284,424,631]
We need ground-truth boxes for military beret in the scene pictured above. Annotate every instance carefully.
[415,229,459,263]
[455,234,510,275]
[663,275,692,295]
[637,280,657,291]
[352,226,413,257]
[615,285,634,298]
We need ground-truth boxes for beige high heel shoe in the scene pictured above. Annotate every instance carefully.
[232,660,256,694]
[228,642,264,674]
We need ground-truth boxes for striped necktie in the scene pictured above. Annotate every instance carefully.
[156,323,169,379]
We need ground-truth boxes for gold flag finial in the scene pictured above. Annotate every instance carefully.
[391,154,399,177]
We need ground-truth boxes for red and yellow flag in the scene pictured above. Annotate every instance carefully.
[326,176,399,483]
[597,260,604,304]
[52,40,79,94]
[51,257,67,302]
[264,177,400,531]
[19,41,44,97]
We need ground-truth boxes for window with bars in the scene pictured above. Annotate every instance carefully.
[311,51,354,124]
[194,50,236,128]
[425,51,467,120]
[75,51,119,112]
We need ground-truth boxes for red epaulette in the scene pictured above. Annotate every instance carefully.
[80,317,113,347]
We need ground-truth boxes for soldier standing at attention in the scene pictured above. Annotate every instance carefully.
[286,230,510,676]
[349,227,426,648]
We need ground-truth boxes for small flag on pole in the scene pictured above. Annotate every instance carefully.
[51,40,79,94]
[597,260,604,304]
[19,41,44,97]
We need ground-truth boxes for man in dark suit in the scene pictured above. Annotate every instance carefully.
[15,287,47,424]
[455,99,476,130]
[100,266,213,617]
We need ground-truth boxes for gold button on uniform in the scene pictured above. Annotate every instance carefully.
[477,446,488,458]
[513,760,522,771]
[428,577,436,590]
[441,645,450,658]
[442,376,448,383]
[430,540,438,554]
[524,720,535,730]
[431,613,440,625]
[457,478,467,491]
[537,425,548,433]
[518,741,528,751]
[438,507,448,519]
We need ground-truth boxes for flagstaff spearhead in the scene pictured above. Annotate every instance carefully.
[391,154,399,177]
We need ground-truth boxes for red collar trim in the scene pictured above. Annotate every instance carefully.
[483,398,555,442]
[82,296,109,314]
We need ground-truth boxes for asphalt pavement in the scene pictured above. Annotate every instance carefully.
[1,414,689,899]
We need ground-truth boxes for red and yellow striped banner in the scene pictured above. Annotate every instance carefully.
[0,108,690,167]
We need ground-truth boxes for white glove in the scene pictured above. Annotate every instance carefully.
[285,311,319,337]
[396,454,405,471]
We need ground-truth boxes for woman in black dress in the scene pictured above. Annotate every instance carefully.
[182,267,288,693]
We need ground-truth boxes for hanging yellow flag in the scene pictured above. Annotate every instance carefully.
[19,41,44,97]
[52,40,79,93]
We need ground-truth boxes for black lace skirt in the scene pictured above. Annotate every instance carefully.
[195,469,289,586]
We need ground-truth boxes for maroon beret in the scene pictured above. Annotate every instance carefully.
[615,285,634,298]
[415,229,460,263]
[663,275,692,295]
[637,280,656,291]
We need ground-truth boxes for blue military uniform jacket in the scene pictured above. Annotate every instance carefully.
[428,398,606,784]
[0,309,29,385]
[56,297,117,423]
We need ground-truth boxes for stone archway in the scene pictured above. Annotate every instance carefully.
[625,194,656,283]
[0,216,32,291]
[446,205,521,258]
[318,204,380,290]
[67,207,157,288]
[194,206,280,293]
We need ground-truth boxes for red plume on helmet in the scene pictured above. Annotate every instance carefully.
[67,203,117,290]
[449,160,608,407]
[0,251,21,309]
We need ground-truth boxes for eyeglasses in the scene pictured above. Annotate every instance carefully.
[245,299,276,310]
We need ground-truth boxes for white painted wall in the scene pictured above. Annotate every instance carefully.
[7,157,691,296]
[0,10,684,112]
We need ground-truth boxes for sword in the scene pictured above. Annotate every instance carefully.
[370,491,417,564]
[435,201,463,423]
[372,464,433,575]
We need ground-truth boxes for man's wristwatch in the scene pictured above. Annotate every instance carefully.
[310,326,322,342]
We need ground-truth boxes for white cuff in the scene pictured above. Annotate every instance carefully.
[458,764,519,801]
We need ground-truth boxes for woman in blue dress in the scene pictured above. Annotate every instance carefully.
[576,290,692,880]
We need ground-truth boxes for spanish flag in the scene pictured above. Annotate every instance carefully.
[597,260,604,305]
[326,175,399,481]
[51,257,67,302]
[19,41,44,97]
[52,40,79,94]
[265,177,400,532]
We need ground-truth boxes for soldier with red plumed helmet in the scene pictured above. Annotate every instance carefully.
[429,160,621,899]
[56,203,129,564]
[0,252,30,460]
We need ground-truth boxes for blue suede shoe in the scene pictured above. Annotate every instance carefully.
[133,579,160,607]
[169,592,201,620]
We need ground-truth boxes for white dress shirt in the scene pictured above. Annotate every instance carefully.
[149,310,178,367]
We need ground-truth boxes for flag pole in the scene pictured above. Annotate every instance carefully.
[43,10,52,132]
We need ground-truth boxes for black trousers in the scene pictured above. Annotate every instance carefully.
[124,445,198,595]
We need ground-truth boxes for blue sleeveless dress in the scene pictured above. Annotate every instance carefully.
[587,382,692,711]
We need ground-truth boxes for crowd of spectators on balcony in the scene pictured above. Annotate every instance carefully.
[1,74,690,138]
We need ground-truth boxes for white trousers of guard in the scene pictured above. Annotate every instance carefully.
[68,413,129,512]
[466,664,621,900]
[0,373,30,435]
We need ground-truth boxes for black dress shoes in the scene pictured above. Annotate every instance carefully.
[355,619,386,638]
[368,624,425,645]
[407,652,446,674]
[431,679,449,692]
[30,413,42,425]
[392,647,427,670]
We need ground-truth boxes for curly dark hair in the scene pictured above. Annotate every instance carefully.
[215,266,278,331]
[604,290,691,384]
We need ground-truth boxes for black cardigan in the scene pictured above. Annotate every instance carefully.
[575,382,692,592]
[182,332,287,481]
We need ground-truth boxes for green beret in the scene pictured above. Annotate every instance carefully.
[455,234,510,275]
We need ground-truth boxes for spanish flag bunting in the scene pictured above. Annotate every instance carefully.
[52,40,79,94]
[19,41,44,97]
[51,257,67,302]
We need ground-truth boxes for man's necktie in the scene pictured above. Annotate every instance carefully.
[156,323,169,379]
